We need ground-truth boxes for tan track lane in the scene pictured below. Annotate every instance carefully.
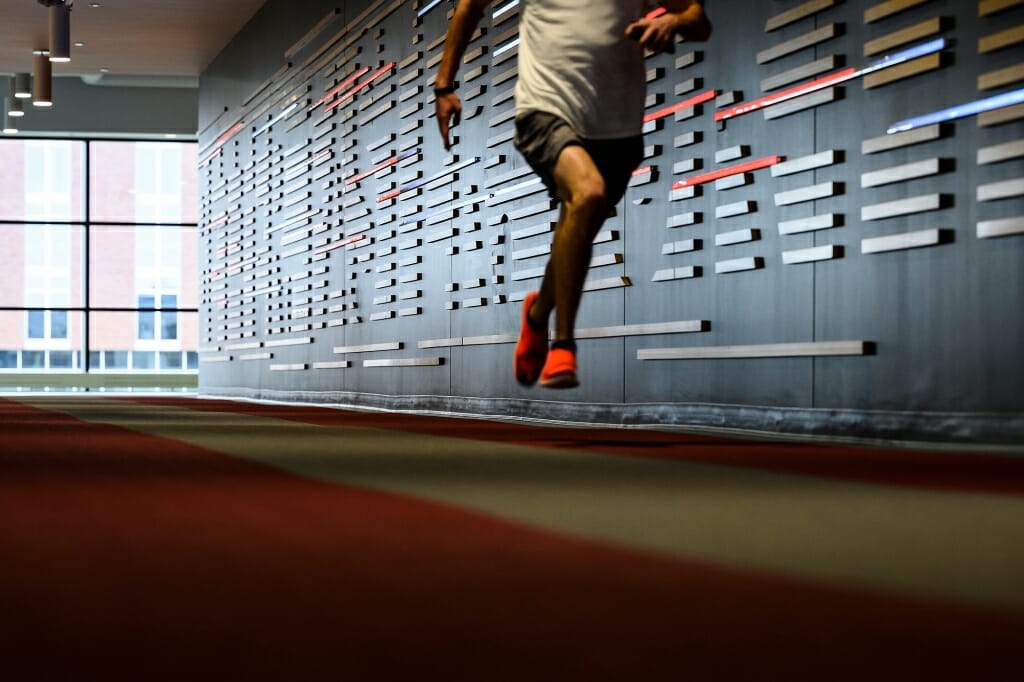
[19,396,1024,614]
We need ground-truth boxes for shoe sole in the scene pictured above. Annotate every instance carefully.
[540,372,579,389]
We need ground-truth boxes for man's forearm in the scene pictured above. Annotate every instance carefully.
[435,0,490,90]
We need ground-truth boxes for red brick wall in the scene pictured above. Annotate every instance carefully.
[0,141,26,218]
[0,139,199,360]
[0,142,26,346]
[90,142,136,222]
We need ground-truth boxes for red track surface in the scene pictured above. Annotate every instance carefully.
[1,398,1021,679]
[130,396,1024,497]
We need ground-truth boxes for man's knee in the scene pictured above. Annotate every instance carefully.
[566,176,608,219]
[554,145,608,218]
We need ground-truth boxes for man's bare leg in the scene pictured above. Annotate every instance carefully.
[528,144,608,343]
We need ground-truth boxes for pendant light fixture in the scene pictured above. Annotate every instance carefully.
[7,81,25,117]
[33,50,53,107]
[49,3,72,62]
[14,73,32,99]
[3,99,19,134]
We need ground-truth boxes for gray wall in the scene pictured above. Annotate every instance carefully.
[197,0,1024,443]
[5,75,197,138]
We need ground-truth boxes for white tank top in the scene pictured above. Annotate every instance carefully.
[515,0,648,139]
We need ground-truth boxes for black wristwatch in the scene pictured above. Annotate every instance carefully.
[433,83,457,96]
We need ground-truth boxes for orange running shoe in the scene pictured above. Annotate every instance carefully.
[539,347,578,389]
[513,291,548,386]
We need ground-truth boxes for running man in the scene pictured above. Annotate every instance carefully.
[435,1,712,388]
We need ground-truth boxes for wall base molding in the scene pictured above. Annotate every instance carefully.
[200,387,1024,450]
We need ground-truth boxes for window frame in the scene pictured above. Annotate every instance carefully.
[0,136,200,386]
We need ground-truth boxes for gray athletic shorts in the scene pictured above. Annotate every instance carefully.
[513,110,644,207]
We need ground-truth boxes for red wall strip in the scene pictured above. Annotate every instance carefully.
[200,122,245,167]
[314,234,366,255]
[345,155,401,186]
[643,90,717,123]
[215,122,246,147]
[216,242,241,258]
[325,62,396,113]
[672,156,783,189]
[714,68,857,122]
[199,146,223,169]
[314,66,371,110]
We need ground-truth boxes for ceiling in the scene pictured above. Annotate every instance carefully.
[0,0,267,80]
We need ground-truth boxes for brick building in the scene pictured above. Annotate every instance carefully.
[0,138,199,373]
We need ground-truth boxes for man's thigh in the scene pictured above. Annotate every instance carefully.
[585,136,645,208]
[551,144,606,205]
[551,137,644,210]
[515,111,643,208]
[514,111,580,200]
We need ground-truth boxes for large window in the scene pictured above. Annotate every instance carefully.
[0,138,198,390]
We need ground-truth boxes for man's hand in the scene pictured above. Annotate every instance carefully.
[626,1,711,53]
[625,14,679,54]
[432,0,489,150]
[435,91,462,151]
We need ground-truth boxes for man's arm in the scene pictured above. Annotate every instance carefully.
[626,1,712,54]
[434,0,492,150]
